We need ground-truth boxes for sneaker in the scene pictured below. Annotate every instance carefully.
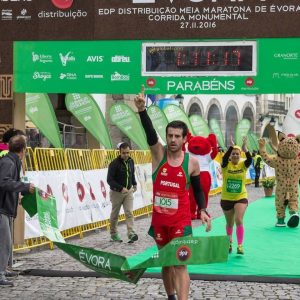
[5,270,18,278]
[0,278,14,287]
[287,213,299,228]
[275,218,286,227]
[229,243,232,254]
[237,244,244,255]
[128,233,138,244]
[110,234,123,242]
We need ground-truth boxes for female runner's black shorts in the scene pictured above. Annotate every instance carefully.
[220,198,248,211]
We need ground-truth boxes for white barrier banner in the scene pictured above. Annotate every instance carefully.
[134,164,153,209]
[84,169,112,222]
[24,164,153,239]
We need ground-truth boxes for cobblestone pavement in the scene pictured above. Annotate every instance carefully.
[1,185,300,299]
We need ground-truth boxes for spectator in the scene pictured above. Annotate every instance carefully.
[0,129,25,160]
[107,142,138,243]
[72,134,86,149]
[27,128,40,149]
[0,135,35,287]
[252,150,264,187]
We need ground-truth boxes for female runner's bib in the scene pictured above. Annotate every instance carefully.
[221,160,248,201]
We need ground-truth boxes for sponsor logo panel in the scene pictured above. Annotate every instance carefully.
[32,71,52,81]
[1,9,12,20]
[111,72,130,81]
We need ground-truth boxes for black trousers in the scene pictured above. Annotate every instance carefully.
[254,167,261,187]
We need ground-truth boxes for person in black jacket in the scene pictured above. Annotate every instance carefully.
[0,135,35,287]
[107,142,138,243]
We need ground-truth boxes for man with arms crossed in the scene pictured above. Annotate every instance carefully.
[134,87,211,300]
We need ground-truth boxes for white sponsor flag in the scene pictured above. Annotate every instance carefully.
[283,94,300,137]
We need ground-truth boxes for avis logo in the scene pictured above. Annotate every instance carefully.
[59,51,75,66]
[87,56,104,63]
[176,246,191,262]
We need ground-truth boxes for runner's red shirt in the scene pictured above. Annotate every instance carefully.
[151,150,191,227]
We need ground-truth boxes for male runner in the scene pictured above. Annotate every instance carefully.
[134,87,211,300]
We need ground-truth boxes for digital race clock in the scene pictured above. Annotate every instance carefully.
[142,41,257,76]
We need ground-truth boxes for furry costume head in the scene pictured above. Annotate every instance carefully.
[277,132,300,159]
[188,134,217,156]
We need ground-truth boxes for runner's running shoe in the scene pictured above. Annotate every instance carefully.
[110,234,123,242]
[237,244,244,255]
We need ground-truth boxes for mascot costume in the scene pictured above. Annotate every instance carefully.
[188,133,218,219]
[259,132,300,227]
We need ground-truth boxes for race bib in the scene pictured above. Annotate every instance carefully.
[154,192,178,215]
[226,179,242,193]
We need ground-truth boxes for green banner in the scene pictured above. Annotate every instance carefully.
[36,189,65,244]
[189,115,210,137]
[235,119,251,147]
[55,242,145,284]
[22,190,228,284]
[209,118,226,150]
[129,236,229,270]
[109,103,148,150]
[65,94,112,149]
[247,132,259,153]
[14,38,300,94]
[25,93,62,148]
[147,105,168,144]
[163,104,195,135]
